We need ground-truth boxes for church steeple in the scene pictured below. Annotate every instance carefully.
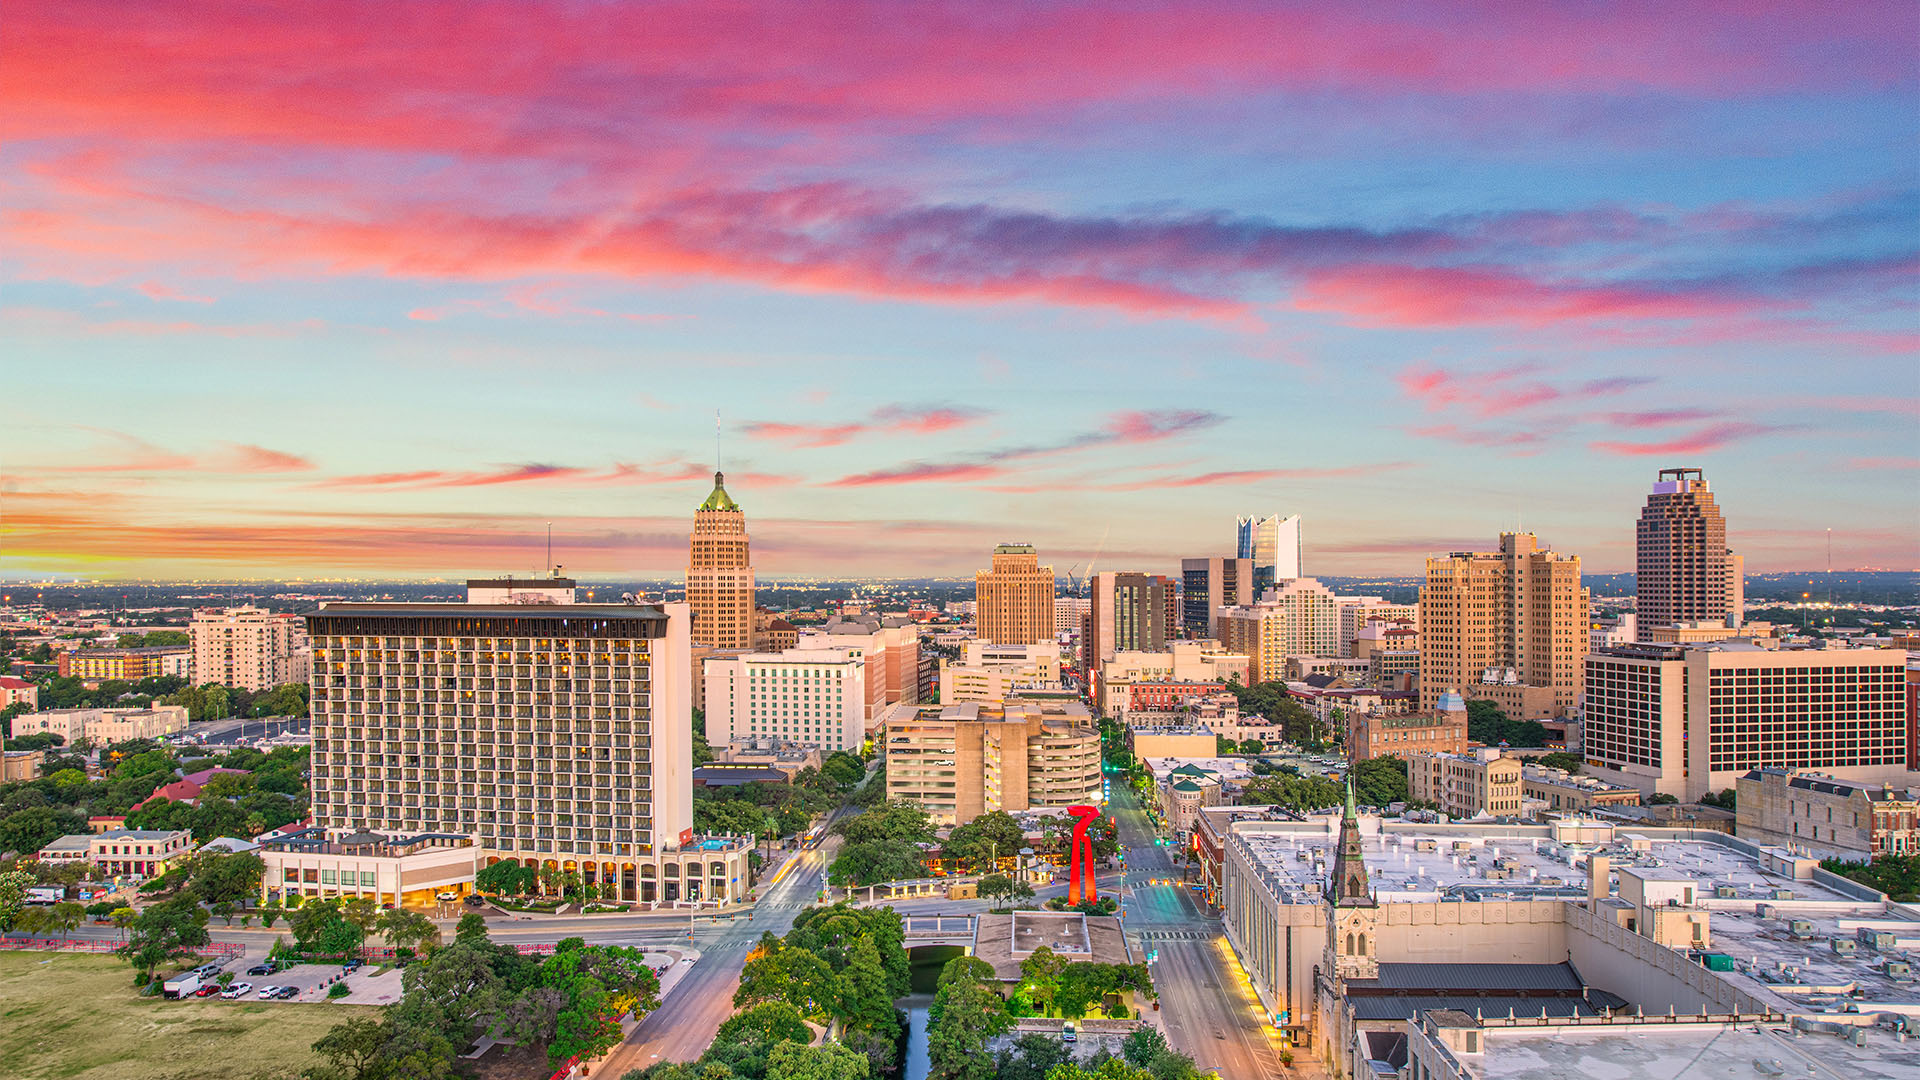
[1328,771,1373,907]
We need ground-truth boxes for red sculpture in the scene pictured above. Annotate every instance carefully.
[1067,804,1101,905]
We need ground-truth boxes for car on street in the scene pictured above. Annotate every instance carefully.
[221,982,253,999]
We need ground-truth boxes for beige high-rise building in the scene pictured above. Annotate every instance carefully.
[1418,533,1588,717]
[1635,468,1741,630]
[686,472,755,650]
[189,606,309,690]
[304,585,748,904]
[975,543,1056,646]
[1216,577,1343,684]
[1584,641,1910,801]
[881,699,1101,825]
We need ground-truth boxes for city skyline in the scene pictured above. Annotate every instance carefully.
[4,2,1916,579]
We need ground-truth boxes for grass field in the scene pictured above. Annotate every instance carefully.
[0,952,378,1080]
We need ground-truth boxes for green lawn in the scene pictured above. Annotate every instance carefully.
[0,952,378,1080]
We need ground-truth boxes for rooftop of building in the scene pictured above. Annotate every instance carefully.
[1229,818,1872,909]
[1703,905,1920,1018]
[697,471,741,513]
[464,576,577,588]
[1144,756,1256,782]
[310,601,670,621]
[1520,766,1638,793]
[1743,767,1919,801]
[69,645,190,656]
[1463,1016,1920,1080]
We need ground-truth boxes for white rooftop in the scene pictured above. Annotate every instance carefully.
[1477,1019,1920,1080]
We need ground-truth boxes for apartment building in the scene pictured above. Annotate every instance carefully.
[11,705,189,745]
[0,676,38,710]
[1096,640,1249,717]
[938,640,1061,704]
[59,646,191,681]
[793,615,920,717]
[881,699,1100,825]
[190,606,310,691]
[1407,747,1524,818]
[1053,596,1091,640]
[1520,765,1642,814]
[37,828,193,877]
[687,472,755,652]
[1083,571,1176,670]
[1635,467,1741,630]
[306,586,748,904]
[1,749,42,783]
[1348,691,1468,761]
[1217,578,1343,684]
[975,543,1056,646]
[1418,532,1588,717]
[1583,641,1910,801]
[703,649,868,752]
[1180,556,1255,638]
[1735,767,1920,861]
[1336,598,1418,658]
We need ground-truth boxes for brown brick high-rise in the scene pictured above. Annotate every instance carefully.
[975,543,1056,646]
[1635,467,1739,629]
[686,472,754,649]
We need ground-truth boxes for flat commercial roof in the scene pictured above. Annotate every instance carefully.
[1477,1020,1920,1080]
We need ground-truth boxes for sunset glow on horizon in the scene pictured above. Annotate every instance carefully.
[3,1,1915,579]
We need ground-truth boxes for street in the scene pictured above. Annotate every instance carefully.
[593,803,852,1076]
[1109,784,1289,1080]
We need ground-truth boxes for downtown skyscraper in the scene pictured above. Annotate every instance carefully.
[686,471,755,649]
[1236,513,1302,594]
[974,543,1056,646]
[1635,468,1742,630]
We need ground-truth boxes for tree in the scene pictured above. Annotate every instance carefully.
[765,1041,871,1080]
[118,895,210,983]
[834,936,900,1043]
[395,941,508,1053]
[1699,788,1737,811]
[306,1015,396,1080]
[1215,735,1238,756]
[0,805,90,857]
[1351,756,1409,807]
[979,872,1035,905]
[1019,945,1068,1016]
[185,850,266,906]
[1238,739,1265,755]
[714,1000,812,1047]
[943,810,1026,872]
[995,1032,1072,1080]
[455,911,490,944]
[1535,751,1583,774]
[1465,700,1551,748]
[341,896,382,934]
[928,957,1010,1080]
[1120,1026,1170,1066]
[737,939,837,1018]
[0,869,35,931]
[1648,792,1680,805]
[379,907,440,954]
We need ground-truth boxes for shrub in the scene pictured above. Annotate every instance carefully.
[328,982,349,999]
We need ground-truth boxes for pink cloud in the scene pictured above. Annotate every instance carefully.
[1846,456,1920,470]
[221,444,315,472]
[1398,363,1652,418]
[744,405,989,448]
[1302,266,1756,330]
[1093,462,1414,492]
[1590,421,1786,456]
[136,280,214,303]
[826,462,1007,487]
[1603,408,1721,428]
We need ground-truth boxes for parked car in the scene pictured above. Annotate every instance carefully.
[342,958,363,973]
[193,984,221,997]
[437,892,458,902]
[221,983,253,999]
[193,962,225,978]
[463,895,486,907]
[273,986,300,999]
[1062,1022,1077,1043]
[255,985,281,997]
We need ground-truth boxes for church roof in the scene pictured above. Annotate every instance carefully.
[698,471,741,513]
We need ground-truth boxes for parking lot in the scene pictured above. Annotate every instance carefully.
[201,959,406,1005]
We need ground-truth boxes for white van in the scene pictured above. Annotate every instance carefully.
[162,973,201,999]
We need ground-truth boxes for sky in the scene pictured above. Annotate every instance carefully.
[2,1,1916,581]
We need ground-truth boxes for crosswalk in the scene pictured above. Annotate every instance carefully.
[1134,929,1213,941]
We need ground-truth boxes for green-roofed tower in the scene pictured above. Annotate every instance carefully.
[688,469,754,650]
